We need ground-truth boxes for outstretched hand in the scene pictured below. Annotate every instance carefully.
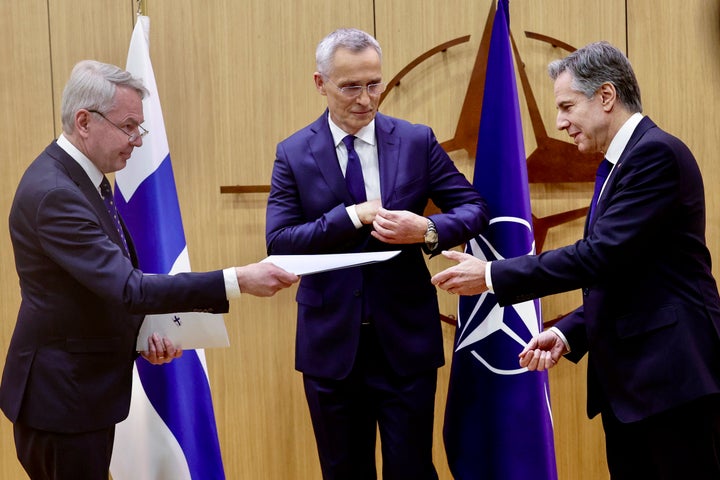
[236,262,299,297]
[431,250,488,295]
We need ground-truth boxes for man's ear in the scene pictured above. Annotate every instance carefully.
[598,82,617,110]
[313,72,327,96]
[75,109,92,137]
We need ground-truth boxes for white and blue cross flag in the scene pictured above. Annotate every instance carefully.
[443,1,558,478]
[109,15,226,480]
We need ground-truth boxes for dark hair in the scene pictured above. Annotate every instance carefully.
[548,41,642,113]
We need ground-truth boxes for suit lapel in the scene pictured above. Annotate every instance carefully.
[375,114,400,206]
[586,116,656,235]
[307,113,355,204]
[48,142,132,258]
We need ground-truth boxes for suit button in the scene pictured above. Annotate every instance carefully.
[582,288,589,296]
[353,289,361,297]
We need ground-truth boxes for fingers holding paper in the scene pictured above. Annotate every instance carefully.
[431,250,488,296]
[236,262,299,297]
[140,332,183,365]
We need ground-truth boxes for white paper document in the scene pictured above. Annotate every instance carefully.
[136,312,230,350]
[261,250,401,276]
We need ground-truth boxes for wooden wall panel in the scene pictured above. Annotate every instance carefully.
[0,1,56,478]
[628,0,720,273]
[46,0,135,134]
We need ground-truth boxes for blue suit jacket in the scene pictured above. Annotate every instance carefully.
[266,112,488,379]
[0,141,230,433]
[491,117,720,422]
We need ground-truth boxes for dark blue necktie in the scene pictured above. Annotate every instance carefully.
[342,135,367,203]
[589,158,612,223]
[100,176,129,253]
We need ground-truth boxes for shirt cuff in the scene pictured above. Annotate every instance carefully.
[549,326,571,353]
[223,267,241,299]
[346,205,363,229]
[485,261,494,293]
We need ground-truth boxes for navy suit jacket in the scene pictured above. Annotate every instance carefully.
[266,112,488,379]
[0,141,229,433]
[491,117,720,422]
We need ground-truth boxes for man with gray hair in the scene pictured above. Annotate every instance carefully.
[432,41,720,478]
[0,59,297,479]
[266,28,488,479]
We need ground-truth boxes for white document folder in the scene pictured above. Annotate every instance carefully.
[261,250,401,275]
[136,312,230,351]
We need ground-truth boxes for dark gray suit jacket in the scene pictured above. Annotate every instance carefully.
[0,140,229,433]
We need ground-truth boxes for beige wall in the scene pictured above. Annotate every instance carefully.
[1,1,719,478]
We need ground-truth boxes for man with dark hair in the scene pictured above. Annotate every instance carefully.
[432,41,720,479]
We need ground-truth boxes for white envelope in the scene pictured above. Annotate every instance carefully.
[136,311,230,350]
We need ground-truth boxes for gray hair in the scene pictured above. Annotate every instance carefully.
[548,41,642,113]
[315,28,382,77]
[61,60,148,134]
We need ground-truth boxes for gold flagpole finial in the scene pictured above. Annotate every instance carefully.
[136,0,145,16]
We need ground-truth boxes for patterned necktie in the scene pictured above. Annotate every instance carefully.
[100,176,129,253]
[342,135,367,203]
[589,158,613,223]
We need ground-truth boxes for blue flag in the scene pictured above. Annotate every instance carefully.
[109,16,225,480]
[443,1,558,478]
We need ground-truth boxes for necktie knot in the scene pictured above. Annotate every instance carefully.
[342,135,367,203]
[100,176,113,198]
[596,158,612,181]
[342,134,356,152]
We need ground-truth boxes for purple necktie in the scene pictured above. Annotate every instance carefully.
[100,176,129,253]
[342,135,367,203]
[589,158,612,223]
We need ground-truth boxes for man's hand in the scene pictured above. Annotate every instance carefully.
[431,250,488,295]
[140,332,183,365]
[236,262,299,297]
[518,330,568,371]
[355,199,382,225]
[371,207,426,244]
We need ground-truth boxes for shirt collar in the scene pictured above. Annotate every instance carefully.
[604,112,644,165]
[327,114,376,148]
[56,133,105,191]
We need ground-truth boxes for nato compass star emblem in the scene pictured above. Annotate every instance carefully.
[455,216,541,375]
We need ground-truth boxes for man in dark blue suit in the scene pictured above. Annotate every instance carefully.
[1,60,298,480]
[432,41,720,479]
[266,28,488,480]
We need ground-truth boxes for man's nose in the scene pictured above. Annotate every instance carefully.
[556,113,569,130]
[355,88,372,104]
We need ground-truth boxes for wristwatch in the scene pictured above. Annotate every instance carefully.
[424,218,439,251]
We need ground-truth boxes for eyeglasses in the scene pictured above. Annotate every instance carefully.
[324,77,386,98]
[88,109,149,143]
